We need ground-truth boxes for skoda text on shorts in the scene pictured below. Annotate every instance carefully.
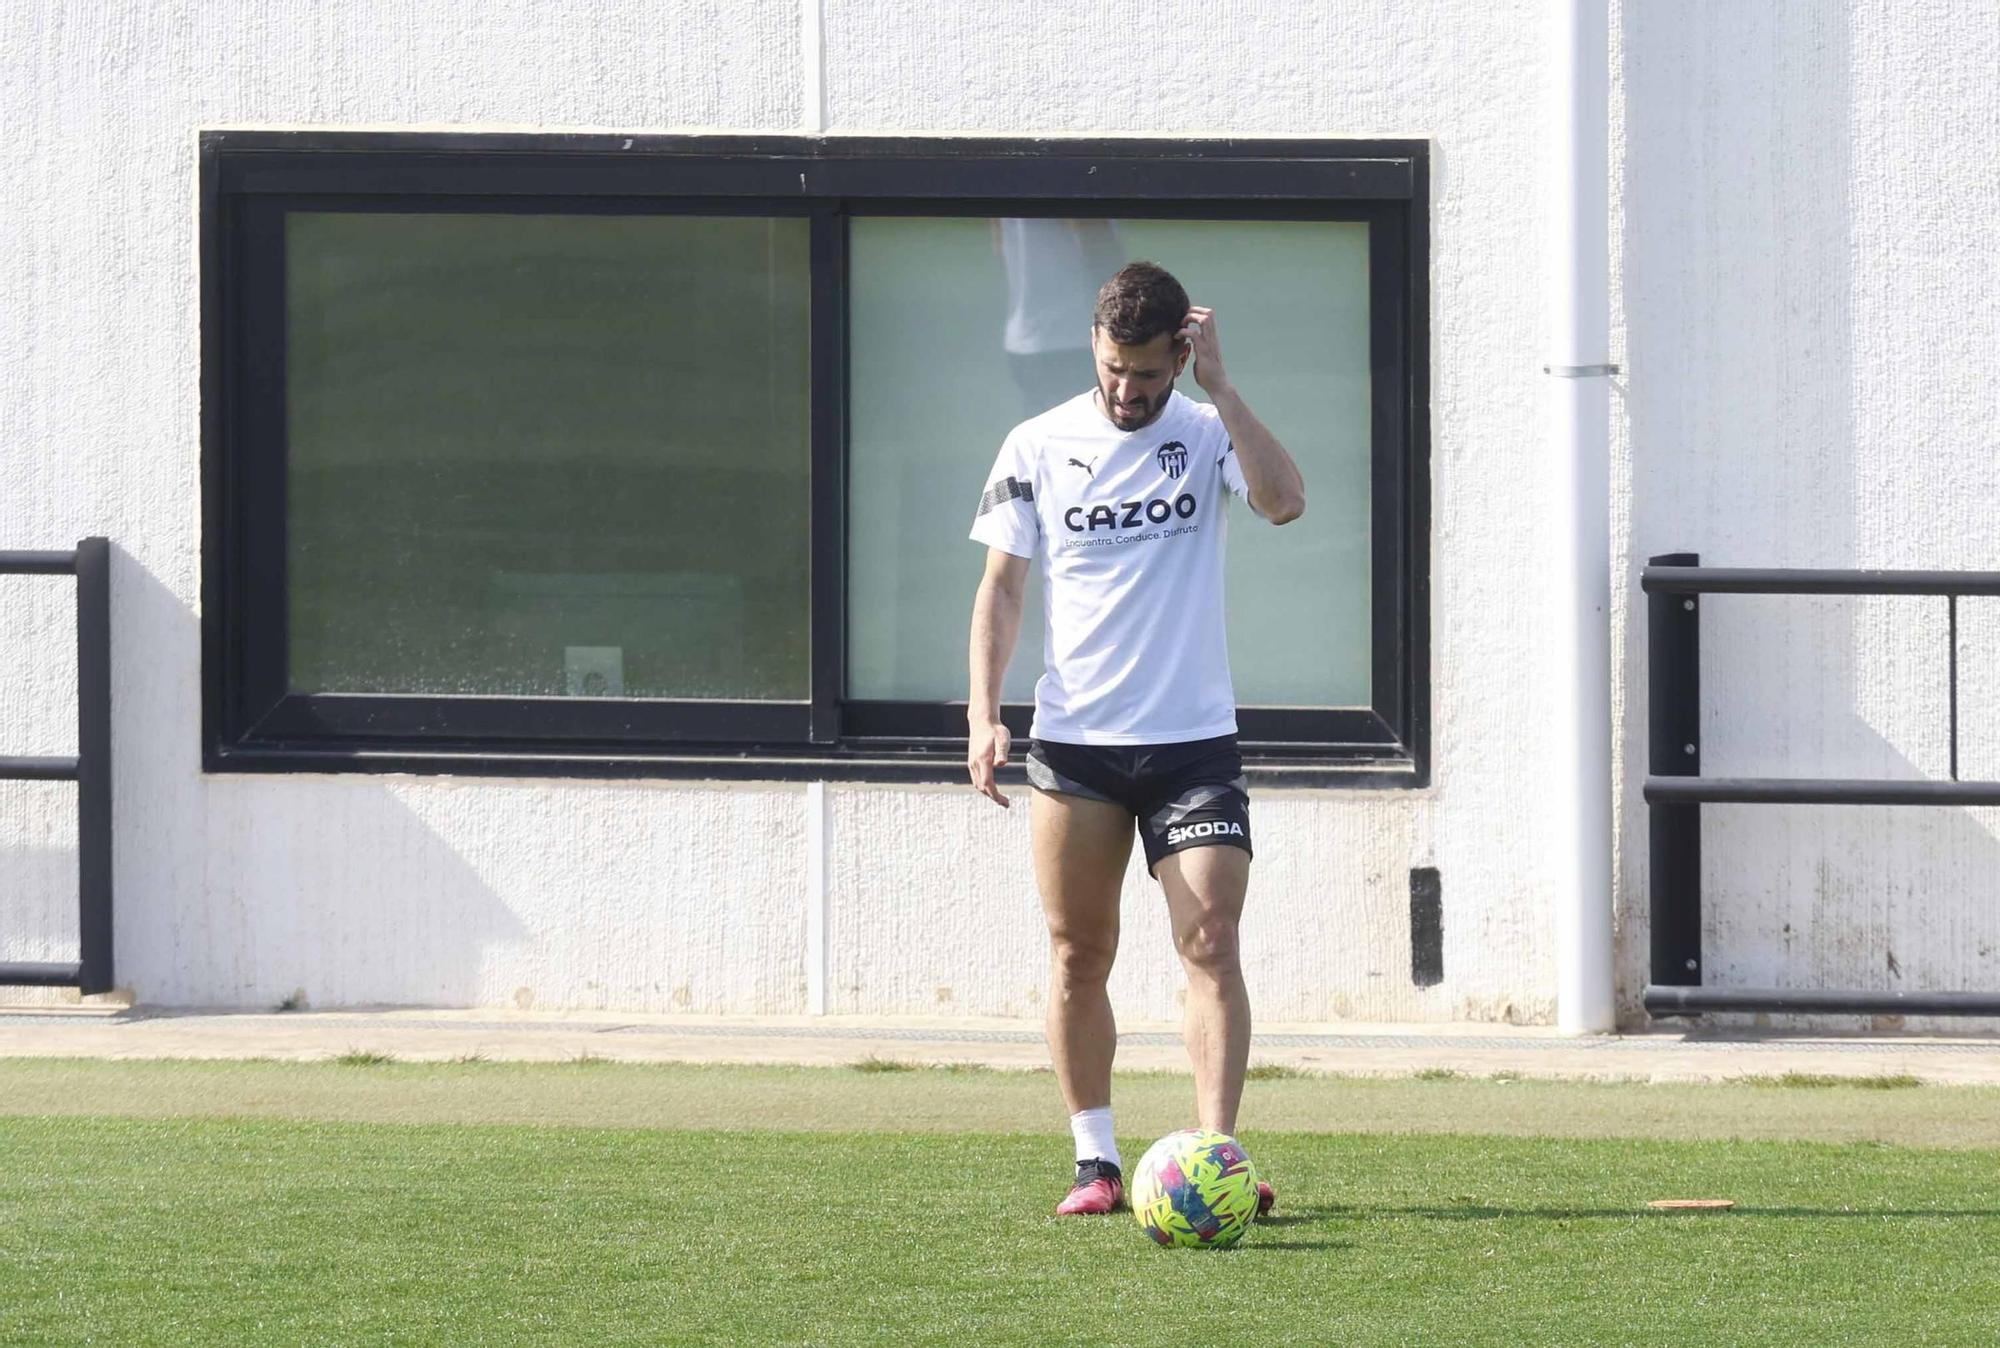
[964,261,1306,1215]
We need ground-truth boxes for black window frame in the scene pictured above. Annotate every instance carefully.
[201,131,1431,788]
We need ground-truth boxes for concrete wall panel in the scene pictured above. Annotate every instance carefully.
[5,0,1992,1025]
[166,779,807,1013]
[1614,0,2000,1029]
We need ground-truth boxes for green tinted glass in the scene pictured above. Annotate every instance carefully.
[285,212,811,700]
[847,217,1371,708]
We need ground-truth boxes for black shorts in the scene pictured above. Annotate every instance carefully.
[1025,735,1252,876]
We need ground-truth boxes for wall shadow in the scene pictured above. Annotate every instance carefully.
[120,547,812,1013]
[96,549,529,1009]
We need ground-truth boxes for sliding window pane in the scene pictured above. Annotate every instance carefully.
[285,212,810,700]
[847,216,1372,709]
[847,217,1051,704]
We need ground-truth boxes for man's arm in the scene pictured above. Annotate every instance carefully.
[967,547,1030,808]
[1179,306,1306,525]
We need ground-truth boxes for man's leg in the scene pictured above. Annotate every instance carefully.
[1031,788,1134,1116]
[1154,844,1251,1134]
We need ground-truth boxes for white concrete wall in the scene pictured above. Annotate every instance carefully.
[1612,0,2000,1030]
[4,0,1991,1028]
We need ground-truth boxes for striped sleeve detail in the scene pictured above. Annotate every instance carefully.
[976,475,1034,517]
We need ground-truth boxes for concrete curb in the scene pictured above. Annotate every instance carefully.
[1,1007,1997,1084]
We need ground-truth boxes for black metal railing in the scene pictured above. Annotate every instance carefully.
[0,539,113,993]
[1642,552,2000,1016]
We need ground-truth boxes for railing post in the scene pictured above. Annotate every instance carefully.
[74,537,113,995]
[1647,551,1702,995]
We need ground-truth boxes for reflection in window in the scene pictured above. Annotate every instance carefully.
[998,218,1127,416]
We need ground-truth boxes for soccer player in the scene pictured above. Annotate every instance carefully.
[965,261,1306,1217]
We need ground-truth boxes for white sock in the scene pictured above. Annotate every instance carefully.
[1070,1107,1120,1169]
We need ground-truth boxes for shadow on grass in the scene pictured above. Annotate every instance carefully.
[1255,1208,1344,1227]
[1395,1205,2000,1221]
[1245,1209,1359,1249]
[1254,1202,2000,1222]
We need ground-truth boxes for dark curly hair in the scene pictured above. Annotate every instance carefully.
[1092,261,1189,347]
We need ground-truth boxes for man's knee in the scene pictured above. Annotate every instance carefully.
[1049,929,1118,986]
[1174,910,1241,975]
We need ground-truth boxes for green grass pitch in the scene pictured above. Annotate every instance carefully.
[2,1060,1997,1345]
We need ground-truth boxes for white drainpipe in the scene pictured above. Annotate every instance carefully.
[1547,0,1617,1033]
[801,0,826,135]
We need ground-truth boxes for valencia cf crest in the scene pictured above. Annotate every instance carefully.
[1156,441,1188,479]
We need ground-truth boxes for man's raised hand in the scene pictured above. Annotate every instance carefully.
[1178,305,1229,395]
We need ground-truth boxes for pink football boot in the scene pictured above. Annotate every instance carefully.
[1256,1179,1276,1217]
[1055,1158,1125,1215]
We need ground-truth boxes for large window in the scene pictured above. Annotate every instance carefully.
[202,134,1429,784]
[287,212,811,703]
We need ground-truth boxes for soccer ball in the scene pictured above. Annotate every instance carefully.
[1132,1128,1261,1248]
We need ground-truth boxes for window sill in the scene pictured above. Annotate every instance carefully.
[203,739,1425,789]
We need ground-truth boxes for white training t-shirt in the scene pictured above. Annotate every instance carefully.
[969,390,1256,745]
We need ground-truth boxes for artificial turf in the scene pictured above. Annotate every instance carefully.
[4,1056,2000,1147]
[1,1098,1997,1344]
